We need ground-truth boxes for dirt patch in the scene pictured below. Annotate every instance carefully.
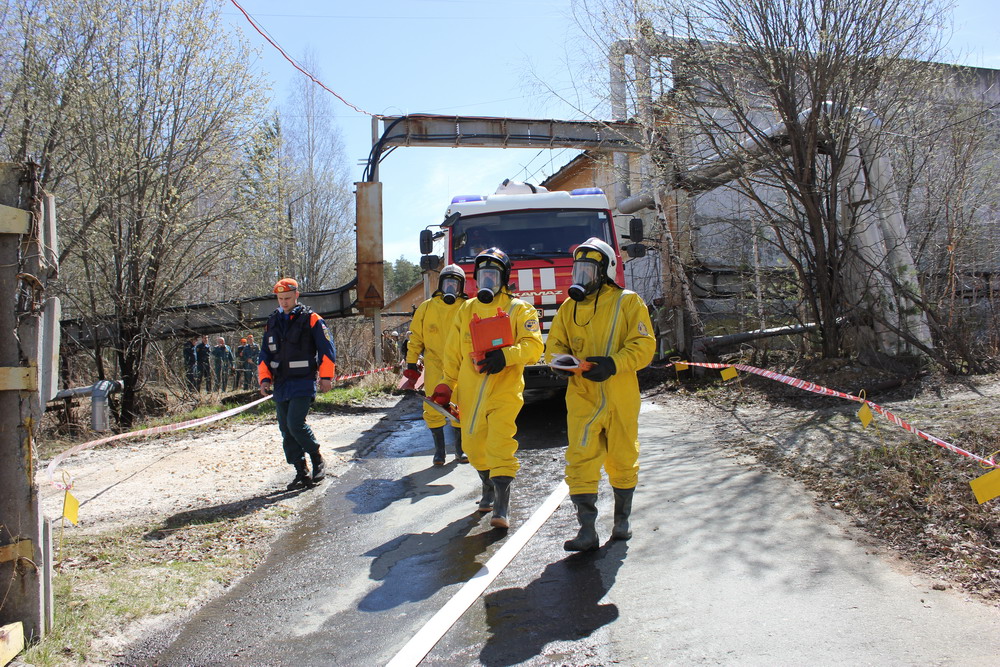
[643,360,1000,604]
[39,398,404,532]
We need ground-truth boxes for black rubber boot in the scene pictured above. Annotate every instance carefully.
[564,494,600,552]
[454,430,468,464]
[310,451,326,483]
[476,469,494,512]
[490,476,513,529]
[287,459,311,490]
[611,487,634,541]
[431,427,447,466]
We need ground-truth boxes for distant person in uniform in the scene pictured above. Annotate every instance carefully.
[235,338,246,385]
[212,336,235,392]
[399,330,411,368]
[182,335,198,391]
[239,334,260,390]
[195,334,212,392]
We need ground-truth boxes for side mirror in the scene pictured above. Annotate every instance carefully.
[629,217,644,243]
[420,254,441,271]
[624,243,646,258]
[419,229,433,255]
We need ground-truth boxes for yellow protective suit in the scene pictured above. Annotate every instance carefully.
[545,283,655,494]
[441,289,544,477]
[407,295,467,428]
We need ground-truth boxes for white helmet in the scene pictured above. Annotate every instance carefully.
[569,237,619,301]
[436,263,467,304]
[576,237,619,282]
[439,263,465,283]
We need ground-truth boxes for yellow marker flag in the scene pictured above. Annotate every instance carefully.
[857,402,874,429]
[720,366,738,381]
[674,362,689,371]
[970,467,1000,504]
[62,490,79,525]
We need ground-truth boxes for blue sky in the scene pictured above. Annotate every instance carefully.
[224,0,1000,265]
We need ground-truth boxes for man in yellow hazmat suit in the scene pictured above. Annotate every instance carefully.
[403,264,469,465]
[546,237,655,551]
[433,248,544,530]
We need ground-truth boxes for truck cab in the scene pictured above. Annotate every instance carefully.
[419,179,626,389]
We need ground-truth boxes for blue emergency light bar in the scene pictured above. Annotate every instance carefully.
[570,188,605,196]
[451,195,486,204]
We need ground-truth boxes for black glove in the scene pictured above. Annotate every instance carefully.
[582,356,616,382]
[477,348,507,375]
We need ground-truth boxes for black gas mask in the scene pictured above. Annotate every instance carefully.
[439,276,463,304]
[568,253,604,302]
[475,264,504,304]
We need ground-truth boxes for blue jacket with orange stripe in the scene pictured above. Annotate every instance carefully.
[258,304,337,401]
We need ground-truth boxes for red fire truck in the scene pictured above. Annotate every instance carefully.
[418,179,636,389]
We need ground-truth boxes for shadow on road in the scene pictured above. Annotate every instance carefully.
[358,513,507,612]
[479,541,627,666]
[345,463,456,514]
[143,486,310,539]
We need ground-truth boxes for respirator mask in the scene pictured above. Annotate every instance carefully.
[439,276,462,305]
[568,257,602,302]
[476,265,504,304]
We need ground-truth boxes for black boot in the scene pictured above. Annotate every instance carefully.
[454,430,468,464]
[611,487,634,540]
[476,469,494,512]
[431,427,446,466]
[310,450,326,483]
[490,476,513,529]
[287,459,311,490]
[564,494,600,552]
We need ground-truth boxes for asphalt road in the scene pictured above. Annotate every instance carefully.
[128,393,1000,666]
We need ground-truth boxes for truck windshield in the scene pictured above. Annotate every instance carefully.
[450,209,612,262]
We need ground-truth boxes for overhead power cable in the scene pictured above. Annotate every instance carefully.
[229,0,375,117]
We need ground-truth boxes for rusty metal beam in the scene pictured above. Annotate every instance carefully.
[379,114,647,153]
[60,279,357,349]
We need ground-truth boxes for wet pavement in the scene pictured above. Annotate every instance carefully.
[126,392,1000,666]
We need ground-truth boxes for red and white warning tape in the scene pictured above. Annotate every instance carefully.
[46,366,397,490]
[673,361,999,469]
[334,365,395,381]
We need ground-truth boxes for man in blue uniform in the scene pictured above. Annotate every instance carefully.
[259,278,338,489]
[212,336,235,393]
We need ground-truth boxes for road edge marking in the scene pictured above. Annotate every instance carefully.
[386,480,570,667]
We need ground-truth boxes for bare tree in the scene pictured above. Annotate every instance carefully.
[0,0,100,190]
[282,52,355,291]
[583,0,951,360]
[892,70,1000,371]
[233,112,288,295]
[2,0,270,425]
